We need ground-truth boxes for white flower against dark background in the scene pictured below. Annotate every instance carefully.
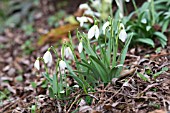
[88,25,100,40]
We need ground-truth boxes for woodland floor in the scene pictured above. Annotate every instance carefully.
[0,1,170,113]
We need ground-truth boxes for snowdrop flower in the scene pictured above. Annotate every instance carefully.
[93,12,101,17]
[84,10,100,17]
[119,23,127,42]
[125,0,130,2]
[141,18,147,24]
[146,26,151,31]
[73,84,79,88]
[34,59,40,70]
[102,21,110,35]
[79,3,91,10]
[43,51,52,64]
[78,41,83,53]
[88,25,100,40]
[76,16,93,27]
[64,47,74,60]
[59,90,65,94]
[59,60,67,70]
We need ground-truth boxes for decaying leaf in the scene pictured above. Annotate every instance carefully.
[38,24,79,46]
[148,109,167,113]
[79,105,92,112]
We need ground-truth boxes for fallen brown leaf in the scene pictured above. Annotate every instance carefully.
[38,23,79,46]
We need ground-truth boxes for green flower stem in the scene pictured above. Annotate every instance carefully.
[98,39,108,67]
[112,22,120,68]
[107,19,114,67]
[151,0,155,25]
[111,19,116,67]
[110,2,113,18]
[41,58,48,73]
[63,70,68,96]
[55,58,60,75]
[58,67,63,98]
[104,34,109,67]
[50,46,58,58]
[67,37,86,85]
[112,45,117,67]
[132,0,139,17]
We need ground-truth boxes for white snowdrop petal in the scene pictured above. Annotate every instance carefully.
[80,22,84,27]
[78,42,83,53]
[116,64,123,67]
[120,23,125,29]
[76,17,81,21]
[84,10,94,16]
[141,18,147,24]
[77,17,88,27]
[43,51,52,64]
[102,21,110,35]
[94,25,100,39]
[125,0,130,2]
[73,85,79,88]
[67,47,74,59]
[88,25,95,39]
[43,52,48,63]
[146,26,151,31]
[59,60,67,70]
[48,53,52,64]
[64,47,73,59]
[64,47,68,58]
[79,3,90,10]
[59,90,65,94]
[77,17,93,27]
[94,12,101,17]
[87,17,93,23]
[119,29,127,42]
[34,60,40,70]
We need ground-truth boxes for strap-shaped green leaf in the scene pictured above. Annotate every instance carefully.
[154,31,167,41]
[136,38,155,47]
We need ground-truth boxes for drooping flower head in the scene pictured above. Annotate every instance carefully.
[34,58,40,70]
[79,3,91,10]
[88,25,100,40]
[76,16,93,27]
[119,23,127,42]
[84,10,101,17]
[102,21,110,35]
[59,60,67,70]
[43,50,52,65]
[66,47,74,59]
[78,41,83,53]
[61,47,74,60]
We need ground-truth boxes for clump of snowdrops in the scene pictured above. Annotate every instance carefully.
[34,16,132,98]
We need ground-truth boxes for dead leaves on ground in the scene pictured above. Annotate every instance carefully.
[37,23,79,46]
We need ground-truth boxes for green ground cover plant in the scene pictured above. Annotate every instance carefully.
[34,16,132,98]
[123,0,168,48]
